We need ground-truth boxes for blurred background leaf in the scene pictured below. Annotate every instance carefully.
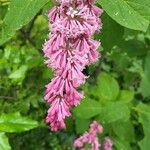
[0,112,39,133]
[0,132,11,150]
[137,103,150,150]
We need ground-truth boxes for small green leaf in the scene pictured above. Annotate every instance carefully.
[98,0,149,31]
[9,65,27,79]
[0,112,39,133]
[97,72,120,101]
[117,90,134,103]
[0,132,11,150]
[73,99,102,119]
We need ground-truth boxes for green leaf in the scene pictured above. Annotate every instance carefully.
[65,118,74,133]
[108,48,131,72]
[98,0,149,31]
[0,132,11,150]
[0,0,49,45]
[75,118,90,134]
[125,0,150,21]
[9,65,28,79]
[0,112,39,133]
[139,53,150,97]
[114,137,132,150]
[98,102,130,123]
[117,90,134,103]
[98,13,124,50]
[112,121,135,142]
[144,53,150,80]
[139,74,150,97]
[97,72,120,101]
[119,39,148,57]
[0,5,8,21]
[137,103,150,150]
[73,99,102,119]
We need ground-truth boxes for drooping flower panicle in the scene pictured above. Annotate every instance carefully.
[74,121,113,150]
[43,0,103,131]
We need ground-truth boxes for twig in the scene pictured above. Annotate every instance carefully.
[20,10,42,47]
[0,96,15,100]
[20,28,36,46]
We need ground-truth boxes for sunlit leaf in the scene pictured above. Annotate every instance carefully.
[0,112,39,133]
[0,132,11,150]
[73,99,102,119]
[117,90,134,103]
[97,72,120,101]
[98,102,130,123]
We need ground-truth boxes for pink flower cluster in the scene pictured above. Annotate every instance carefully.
[103,137,113,150]
[43,0,102,131]
[74,121,113,150]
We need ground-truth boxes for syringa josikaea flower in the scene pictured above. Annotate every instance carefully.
[43,0,103,131]
[74,121,113,150]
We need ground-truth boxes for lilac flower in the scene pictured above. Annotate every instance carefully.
[74,121,103,150]
[74,121,113,150]
[103,137,113,150]
[43,0,103,131]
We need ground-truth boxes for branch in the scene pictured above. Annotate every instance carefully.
[0,96,15,100]
[20,10,42,47]
[20,28,36,46]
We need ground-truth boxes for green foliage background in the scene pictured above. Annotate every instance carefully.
[0,0,150,149]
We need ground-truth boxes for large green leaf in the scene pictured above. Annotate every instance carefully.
[0,132,11,150]
[137,103,150,150]
[98,102,130,123]
[114,137,132,150]
[125,0,150,21]
[0,112,39,133]
[0,0,49,45]
[112,121,135,142]
[97,72,120,101]
[73,99,102,119]
[98,13,124,50]
[98,0,150,31]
